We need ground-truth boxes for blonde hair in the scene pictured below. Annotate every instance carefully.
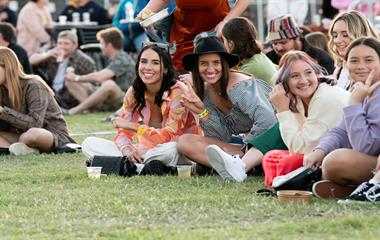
[328,10,379,68]
[0,47,53,112]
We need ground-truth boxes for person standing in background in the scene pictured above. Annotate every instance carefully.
[136,0,251,71]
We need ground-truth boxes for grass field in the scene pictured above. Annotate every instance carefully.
[1,113,380,239]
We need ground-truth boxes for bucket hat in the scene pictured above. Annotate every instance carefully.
[182,32,239,71]
[266,15,302,41]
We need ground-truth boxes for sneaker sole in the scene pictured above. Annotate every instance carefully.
[206,146,234,181]
[207,145,246,182]
[312,180,355,199]
[9,143,39,156]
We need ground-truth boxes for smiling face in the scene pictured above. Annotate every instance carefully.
[287,59,319,105]
[332,20,352,57]
[138,48,166,87]
[198,53,223,85]
[57,38,77,58]
[347,44,380,84]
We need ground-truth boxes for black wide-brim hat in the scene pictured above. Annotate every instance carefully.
[182,32,240,71]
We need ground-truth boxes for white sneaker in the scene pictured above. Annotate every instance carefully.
[206,145,247,182]
[9,142,40,156]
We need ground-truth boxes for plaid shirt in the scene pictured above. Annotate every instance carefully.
[36,49,96,86]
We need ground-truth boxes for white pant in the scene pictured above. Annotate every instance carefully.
[81,137,193,167]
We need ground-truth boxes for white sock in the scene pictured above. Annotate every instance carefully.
[369,179,380,184]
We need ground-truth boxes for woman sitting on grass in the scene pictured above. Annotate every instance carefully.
[0,47,75,155]
[221,17,277,85]
[82,43,202,172]
[305,37,380,199]
[176,32,276,181]
[328,10,379,90]
[206,51,350,183]
[340,155,380,203]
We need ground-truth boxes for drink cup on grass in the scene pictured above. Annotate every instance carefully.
[87,167,102,179]
[177,165,191,177]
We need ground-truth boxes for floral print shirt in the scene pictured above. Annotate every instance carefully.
[114,83,203,156]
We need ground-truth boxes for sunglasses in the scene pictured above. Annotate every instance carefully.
[142,41,177,55]
[193,31,217,46]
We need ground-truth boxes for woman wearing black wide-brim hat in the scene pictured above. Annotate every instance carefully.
[176,32,277,181]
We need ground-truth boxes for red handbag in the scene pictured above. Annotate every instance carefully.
[262,150,304,187]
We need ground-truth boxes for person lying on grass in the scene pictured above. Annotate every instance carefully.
[305,37,380,199]
[0,47,75,155]
[203,50,350,183]
[82,43,202,173]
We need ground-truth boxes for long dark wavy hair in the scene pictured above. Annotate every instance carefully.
[132,44,176,117]
[275,50,335,113]
[191,53,230,100]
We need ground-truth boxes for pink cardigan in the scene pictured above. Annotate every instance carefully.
[16,2,52,56]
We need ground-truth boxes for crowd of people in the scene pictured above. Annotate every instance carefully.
[1,0,380,204]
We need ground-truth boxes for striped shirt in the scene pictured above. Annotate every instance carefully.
[201,78,277,143]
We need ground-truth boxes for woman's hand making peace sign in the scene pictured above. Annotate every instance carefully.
[349,70,380,105]
[177,74,206,115]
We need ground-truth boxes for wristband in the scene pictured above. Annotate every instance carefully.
[198,108,208,119]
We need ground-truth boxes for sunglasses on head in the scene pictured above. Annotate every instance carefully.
[194,31,217,46]
[142,41,170,52]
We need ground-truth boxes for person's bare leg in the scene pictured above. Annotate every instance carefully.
[68,80,121,115]
[322,148,377,185]
[65,81,93,102]
[177,134,243,167]
[371,155,380,181]
[241,147,264,172]
[0,132,19,148]
[19,128,55,152]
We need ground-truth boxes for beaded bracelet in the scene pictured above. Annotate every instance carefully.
[198,108,208,119]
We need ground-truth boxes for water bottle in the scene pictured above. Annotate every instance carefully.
[125,2,135,22]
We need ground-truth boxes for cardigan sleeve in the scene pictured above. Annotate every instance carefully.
[277,85,349,154]
[0,81,50,131]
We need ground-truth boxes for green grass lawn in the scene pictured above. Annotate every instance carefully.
[1,113,380,239]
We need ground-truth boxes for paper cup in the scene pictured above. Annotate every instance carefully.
[83,12,91,23]
[59,15,67,25]
[177,165,191,177]
[87,167,102,179]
